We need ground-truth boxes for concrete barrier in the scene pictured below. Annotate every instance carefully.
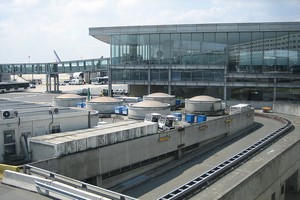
[2,170,51,192]
[0,164,21,179]
[2,170,118,200]
[273,102,300,116]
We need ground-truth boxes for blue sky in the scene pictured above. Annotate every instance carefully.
[0,0,300,63]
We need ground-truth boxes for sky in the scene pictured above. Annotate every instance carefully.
[0,0,300,64]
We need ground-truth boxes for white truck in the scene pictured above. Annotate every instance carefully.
[0,81,30,93]
[69,79,84,85]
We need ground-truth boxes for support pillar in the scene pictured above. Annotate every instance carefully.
[177,148,184,159]
[45,74,61,93]
[46,74,49,92]
[108,67,112,97]
[95,175,103,187]
[168,65,171,94]
[148,65,151,94]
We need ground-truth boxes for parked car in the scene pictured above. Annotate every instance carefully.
[60,80,70,86]
[29,83,36,89]
[77,88,88,96]
[70,79,84,85]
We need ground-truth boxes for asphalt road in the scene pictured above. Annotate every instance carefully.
[123,116,285,199]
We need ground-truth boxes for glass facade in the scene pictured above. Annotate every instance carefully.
[110,30,300,101]
[111,32,300,72]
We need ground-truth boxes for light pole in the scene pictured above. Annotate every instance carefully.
[29,56,33,81]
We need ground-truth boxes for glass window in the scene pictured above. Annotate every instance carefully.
[181,70,191,81]
[160,34,171,64]
[150,70,159,81]
[112,35,120,65]
[191,33,203,64]
[130,69,148,81]
[251,32,264,73]
[51,125,61,134]
[159,69,168,81]
[215,33,228,65]
[150,69,168,81]
[138,34,149,64]
[150,34,160,64]
[203,33,216,65]
[228,33,240,72]
[3,130,16,156]
[239,32,252,72]
[263,32,277,72]
[181,33,192,64]
[171,34,181,64]
[289,32,300,73]
[191,70,203,81]
[171,70,181,81]
[4,130,15,144]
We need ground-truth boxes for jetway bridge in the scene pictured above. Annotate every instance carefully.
[0,57,110,92]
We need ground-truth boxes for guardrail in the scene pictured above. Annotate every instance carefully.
[35,181,90,200]
[157,114,294,200]
[24,165,137,200]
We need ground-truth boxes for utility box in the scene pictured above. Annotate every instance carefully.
[185,114,195,123]
[197,115,207,123]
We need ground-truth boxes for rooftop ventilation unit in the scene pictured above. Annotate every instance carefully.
[1,109,18,119]
[49,107,59,115]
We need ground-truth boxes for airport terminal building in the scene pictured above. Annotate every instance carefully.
[90,22,300,102]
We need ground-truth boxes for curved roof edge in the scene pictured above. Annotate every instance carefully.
[89,22,300,44]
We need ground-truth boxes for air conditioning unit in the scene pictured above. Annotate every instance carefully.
[1,109,17,119]
[49,107,59,114]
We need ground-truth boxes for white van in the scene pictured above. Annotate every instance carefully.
[229,104,251,114]
[69,79,84,85]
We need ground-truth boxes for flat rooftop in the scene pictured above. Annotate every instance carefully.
[0,98,94,119]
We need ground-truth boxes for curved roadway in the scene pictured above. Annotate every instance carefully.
[123,116,285,199]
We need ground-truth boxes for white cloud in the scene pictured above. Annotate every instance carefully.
[0,0,300,63]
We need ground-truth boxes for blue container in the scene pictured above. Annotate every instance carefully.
[197,115,207,123]
[114,106,123,114]
[185,114,195,123]
[175,99,181,106]
[173,113,182,121]
[122,107,128,115]
[76,102,86,108]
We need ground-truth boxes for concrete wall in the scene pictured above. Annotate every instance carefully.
[52,98,86,107]
[31,110,254,187]
[29,121,158,160]
[273,102,300,116]
[226,100,273,109]
[0,110,97,163]
[215,124,300,200]
[128,107,171,120]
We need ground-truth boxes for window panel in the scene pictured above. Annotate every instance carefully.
[181,33,192,64]
[191,33,203,64]
[160,34,171,64]
[150,34,160,64]
[171,34,181,64]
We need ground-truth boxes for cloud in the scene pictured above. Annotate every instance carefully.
[0,0,300,63]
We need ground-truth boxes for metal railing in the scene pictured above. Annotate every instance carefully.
[24,165,137,200]
[35,181,91,200]
[157,114,294,200]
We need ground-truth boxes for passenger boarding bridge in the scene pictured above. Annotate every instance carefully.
[0,57,110,92]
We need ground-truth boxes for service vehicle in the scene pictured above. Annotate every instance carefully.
[0,81,30,93]
[69,79,84,85]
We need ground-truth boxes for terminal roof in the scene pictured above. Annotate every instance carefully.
[89,22,300,44]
